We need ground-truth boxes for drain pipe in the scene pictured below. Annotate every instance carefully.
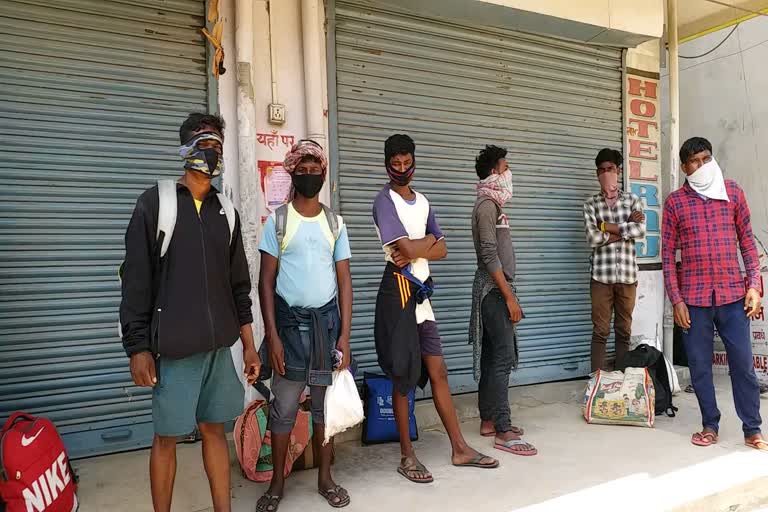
[234,0,263,404]
[301,0,330,203]
[663,0,680,365]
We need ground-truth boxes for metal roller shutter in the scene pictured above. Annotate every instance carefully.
[0,0,210,457]
[331,1,623,392]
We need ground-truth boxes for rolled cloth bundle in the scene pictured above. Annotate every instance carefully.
[281,139,328,200]
[283,139,328,176]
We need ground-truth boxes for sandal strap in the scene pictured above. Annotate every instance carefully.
[324,485,348,496]
[470,453,495,464]
[256,494,282,512]
[400,456,428,473]
[501,439,529,446]
[320,485,350,506]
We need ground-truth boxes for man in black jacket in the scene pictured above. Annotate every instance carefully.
[120,113,260,512]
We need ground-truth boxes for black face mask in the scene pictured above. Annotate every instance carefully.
[201,148,220,178]
[292,174,324,198]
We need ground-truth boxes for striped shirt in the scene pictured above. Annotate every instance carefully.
[583,191,646,285]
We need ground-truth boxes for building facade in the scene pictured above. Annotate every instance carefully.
[0,0,665,457]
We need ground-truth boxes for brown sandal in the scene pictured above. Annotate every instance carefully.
[746,436,768,452]
[256,493,282,512]
[452,453,500,469]
[397,456,434,483]
[318,485,350,508]
[691,431,718,447]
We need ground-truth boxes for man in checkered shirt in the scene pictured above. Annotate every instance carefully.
[583,149,646,372]
[663,136,764,450]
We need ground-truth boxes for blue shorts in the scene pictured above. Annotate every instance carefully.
[152,347,244,437]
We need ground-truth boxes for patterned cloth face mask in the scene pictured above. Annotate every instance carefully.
[178,132,224,177]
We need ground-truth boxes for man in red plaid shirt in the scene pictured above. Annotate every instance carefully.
[662,137,765,450]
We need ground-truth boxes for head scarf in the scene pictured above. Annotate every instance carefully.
[687,157,730,202]
[283,139,328,177]
[179,132,224,176]
[477,169,514,207]
[282,140,328,200]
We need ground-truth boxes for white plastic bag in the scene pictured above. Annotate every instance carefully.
[323,369,365,445]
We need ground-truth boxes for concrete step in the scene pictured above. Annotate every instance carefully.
[75,375,768,512]
[671,477,768,512]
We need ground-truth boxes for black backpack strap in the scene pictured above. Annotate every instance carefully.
[253,380,272,403]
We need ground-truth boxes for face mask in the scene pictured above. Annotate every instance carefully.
[477,169,514,206]
[179,132,224,178]
[292,173,324,198]
[598,171,619,198]
[386,163,415,186]
[498,169,514,196]
[688,157,730,202]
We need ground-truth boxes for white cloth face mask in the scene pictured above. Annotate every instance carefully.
[687,157,729,202]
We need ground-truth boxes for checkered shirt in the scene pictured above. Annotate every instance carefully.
[583,191,645,285]
[662,180,760,307]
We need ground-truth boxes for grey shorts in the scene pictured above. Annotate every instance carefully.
[269,373,326,434]
[269,330,327,433]
[152,347,244,437]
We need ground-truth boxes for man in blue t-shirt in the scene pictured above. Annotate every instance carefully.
[257,140,353,511]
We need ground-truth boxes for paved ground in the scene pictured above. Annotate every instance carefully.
[73,375,768,512]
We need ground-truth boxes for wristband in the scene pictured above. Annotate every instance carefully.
[600,221,606,233]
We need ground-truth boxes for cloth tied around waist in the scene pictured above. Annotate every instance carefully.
[259,295,339,387]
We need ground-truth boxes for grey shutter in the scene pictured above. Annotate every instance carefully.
[332,1,623,392]
[0,0,209,457]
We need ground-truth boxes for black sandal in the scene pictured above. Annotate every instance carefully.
[256,493,282,512]
[397,456,434,483]
[318,485,350,508]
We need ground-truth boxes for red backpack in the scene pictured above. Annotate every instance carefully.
[0,413,78,512]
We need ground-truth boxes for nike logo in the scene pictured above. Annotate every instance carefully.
[21,427,44,447]
[219,208,225,215]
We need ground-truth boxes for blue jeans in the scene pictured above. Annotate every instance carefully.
[683,298,762,436]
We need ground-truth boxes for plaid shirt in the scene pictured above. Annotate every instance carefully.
[662,180,760,307]
[583,191,645,284]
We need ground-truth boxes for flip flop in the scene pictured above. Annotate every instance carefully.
[481,425,525,437]
[256,493,283,512]
[691,431,718,447]
[452,453,500,469]
[397,456,434,484]
[746,438,768,452]
[318,485,350,508]
[494,438,538,456]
